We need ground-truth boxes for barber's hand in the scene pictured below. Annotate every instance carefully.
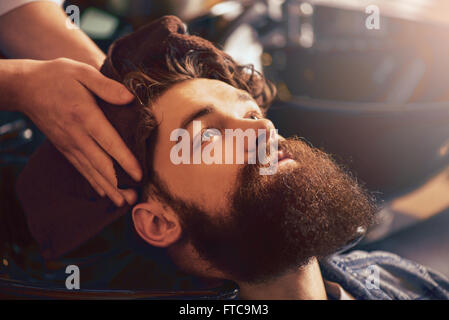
[18,58,142,206]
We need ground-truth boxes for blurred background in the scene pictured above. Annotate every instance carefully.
[1,0,449,292]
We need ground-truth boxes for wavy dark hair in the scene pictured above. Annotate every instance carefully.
[124,47,276,110]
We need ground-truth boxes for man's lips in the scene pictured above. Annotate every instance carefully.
[277,150,292,163]
[246,149,293,165]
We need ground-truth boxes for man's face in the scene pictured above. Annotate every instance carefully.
[147,78,375,283]
[151,78,277,215]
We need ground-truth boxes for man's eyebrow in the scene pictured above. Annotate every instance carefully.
[237,91,254,103]
[180,106,215,130]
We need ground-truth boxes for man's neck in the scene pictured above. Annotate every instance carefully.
[237,258,328,300]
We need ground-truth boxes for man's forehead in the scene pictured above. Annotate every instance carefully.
[151,79,259,127]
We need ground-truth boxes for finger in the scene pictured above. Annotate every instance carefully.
[120,188,138,205]
[76,63,134,105]
[71,150,126,207]
[85,111,143,182]
[74,134,139,205]
[66,148,136,205]
[62,150,106,198]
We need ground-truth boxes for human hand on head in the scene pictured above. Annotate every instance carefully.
[16,58,142,206]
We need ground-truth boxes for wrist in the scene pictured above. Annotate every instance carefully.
[0,59,43,113]
[0,59,27,111]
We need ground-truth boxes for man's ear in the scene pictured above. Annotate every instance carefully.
[131,200,182,248]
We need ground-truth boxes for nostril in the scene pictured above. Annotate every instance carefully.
[255,130,272,152]
[177,23,188,34]
[255,131,265,150]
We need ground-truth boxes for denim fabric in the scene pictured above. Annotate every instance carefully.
[319,250,449,300]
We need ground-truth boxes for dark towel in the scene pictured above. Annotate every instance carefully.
[15,15,241,260]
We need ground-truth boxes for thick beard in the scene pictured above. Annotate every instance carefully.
[164,138,376,284]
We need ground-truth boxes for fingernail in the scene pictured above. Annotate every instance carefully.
[132,169,142,182]
[115,196,125,207]
[124,190,137,205]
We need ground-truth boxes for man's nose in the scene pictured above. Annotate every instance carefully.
[236,117,274,132]
[227,117,277,151]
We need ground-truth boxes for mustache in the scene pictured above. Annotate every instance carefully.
[240,137,307,177]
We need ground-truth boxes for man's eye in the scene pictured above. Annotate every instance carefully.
[202,128,220,140]
[247,112,262,120]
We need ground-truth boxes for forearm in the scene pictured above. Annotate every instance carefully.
[0,1,105,69]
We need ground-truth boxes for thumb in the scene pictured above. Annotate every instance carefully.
[78,65,135,105]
